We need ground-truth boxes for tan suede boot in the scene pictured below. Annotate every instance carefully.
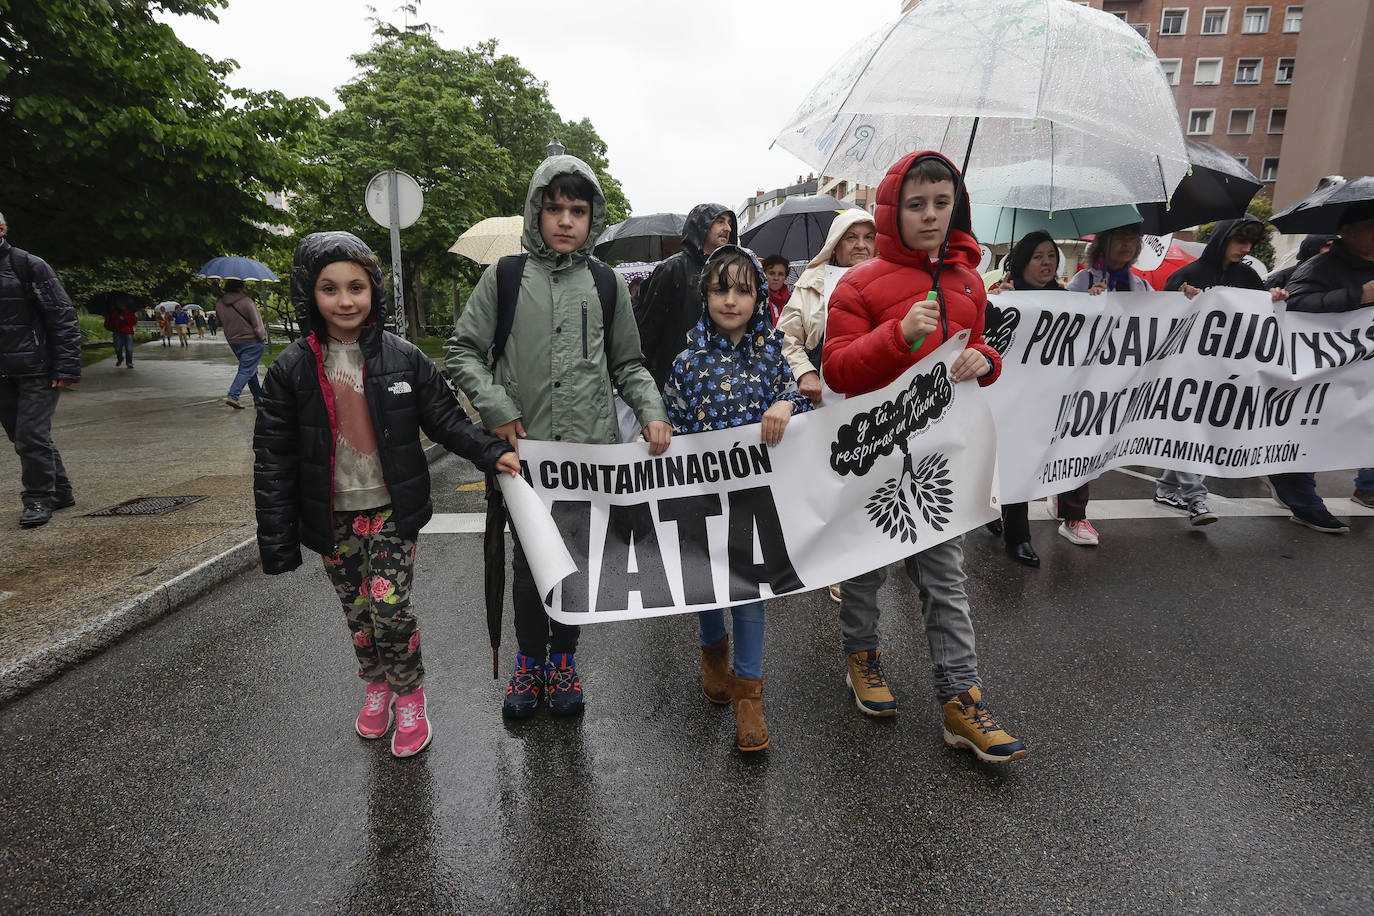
[700,635,731,704]
[730,675,769,752]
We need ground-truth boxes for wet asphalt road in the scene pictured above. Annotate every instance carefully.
[1,455,1371,915]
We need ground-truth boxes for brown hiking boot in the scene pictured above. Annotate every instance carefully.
[730,675,769,752]
[700,634,731,705]
[942,685,1028,763]
[845,650,898,717]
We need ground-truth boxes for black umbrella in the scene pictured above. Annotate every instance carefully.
[84,291,153,316]
[1137,141,1263,235]
[483,472,507,679]
[1270,176,1374,234]
[739,194,866,263]
[594,213,686,263]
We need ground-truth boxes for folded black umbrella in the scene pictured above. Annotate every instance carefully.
[483,471,507,679]
[1138,141,1262,235]
[1270,176,1374,234]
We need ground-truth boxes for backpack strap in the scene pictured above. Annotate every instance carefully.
[491,253,623,367]
[491,253,529,367]
[4,246,35,298]
[587,257,619,358]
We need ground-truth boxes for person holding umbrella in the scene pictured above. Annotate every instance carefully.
[634,203,737,389]
[986,230,1066,567]
[1272,202,1374,527]
[215,280,267,409]
[254,231,518,758]
[1160,216,1286,528]
[103,296,138,369]
[1052,223,1152,547]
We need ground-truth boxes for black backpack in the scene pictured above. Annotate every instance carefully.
[491,253,620,366]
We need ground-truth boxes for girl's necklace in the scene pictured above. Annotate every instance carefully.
[330,333,360,345]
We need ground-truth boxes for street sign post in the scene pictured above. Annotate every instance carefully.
[365,170,423,339]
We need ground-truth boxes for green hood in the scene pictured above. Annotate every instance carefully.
[521,154,606,270]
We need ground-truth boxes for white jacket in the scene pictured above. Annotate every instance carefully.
[776,209,877,382]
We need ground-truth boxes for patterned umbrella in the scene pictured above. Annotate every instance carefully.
[450,216,524,264]
[195,256,278,282]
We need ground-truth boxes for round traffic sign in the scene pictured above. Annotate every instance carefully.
[365,170,423,230]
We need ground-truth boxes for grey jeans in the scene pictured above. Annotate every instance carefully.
[1156,470,1208,502]
[838,535,980,702]
[0,377,70,505]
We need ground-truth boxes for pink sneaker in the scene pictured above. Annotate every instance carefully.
[1058,518,1100,546]
[356,681,393,739]
[391,687,433,757]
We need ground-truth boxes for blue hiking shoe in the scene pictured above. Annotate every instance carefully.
[502,654,545,718]
[545,653,585,717]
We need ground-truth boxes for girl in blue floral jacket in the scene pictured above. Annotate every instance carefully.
[663,245,812,752]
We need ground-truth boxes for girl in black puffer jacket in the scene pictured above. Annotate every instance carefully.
[253,232,519,759]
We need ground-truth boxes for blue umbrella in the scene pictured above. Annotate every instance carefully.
[740,194,866,263]
[971,203,1142,245]
[195,256,279,282]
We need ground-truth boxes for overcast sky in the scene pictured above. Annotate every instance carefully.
[165,0,899,218]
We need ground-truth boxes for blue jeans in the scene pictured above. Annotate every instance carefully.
[1355,469,1374,492]
[112,332,134,365]
[698,601,765,680]
[228,342,266,401]
[1267,473,1325,513]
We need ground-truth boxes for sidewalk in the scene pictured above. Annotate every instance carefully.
[0,334,264,700]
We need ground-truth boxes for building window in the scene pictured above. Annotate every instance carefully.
[1276,58,1294,84]
[1268,108,1287,133]
[1261,157,1279,182]
[1131,23,1149,38]
[1159,58,1182,85]
[1283,6,1302,31]
[1188,109,1215,135]
[1235,58,1262,84]
[1201,7,1230,34]
[1243,6,1270,33]
[1161,8,1187,35]
[1234,155,1250,168]
[1228,109,1255,134]
[1195,58,1223,85]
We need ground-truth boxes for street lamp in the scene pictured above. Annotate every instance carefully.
[546,138,565,158]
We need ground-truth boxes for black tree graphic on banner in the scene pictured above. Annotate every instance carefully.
[831,364,957,545]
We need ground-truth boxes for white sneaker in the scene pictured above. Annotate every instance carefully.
[1058,519,1100,546]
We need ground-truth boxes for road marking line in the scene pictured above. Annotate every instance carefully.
[423,494,1373,536]
[420,513,487,534]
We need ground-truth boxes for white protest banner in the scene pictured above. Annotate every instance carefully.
[500,333,998,624]
[982,287,1374,503]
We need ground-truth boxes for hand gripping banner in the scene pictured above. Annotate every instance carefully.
[499,332,999,624]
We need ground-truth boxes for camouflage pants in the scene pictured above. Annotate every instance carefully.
[323,506,424,693]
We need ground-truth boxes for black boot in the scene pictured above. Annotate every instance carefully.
[20,501,52,529]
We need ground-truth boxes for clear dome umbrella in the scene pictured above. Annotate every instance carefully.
[773,0,1191,212]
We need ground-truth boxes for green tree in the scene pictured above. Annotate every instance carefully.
[0,0,323,270]
[292,16,630,337]
[1194,195,1277,270]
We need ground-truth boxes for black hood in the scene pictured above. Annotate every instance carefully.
[290,231,386,335]
[681,203,738,261]
[1296,233,1337,263]
[1199,215,1264,269]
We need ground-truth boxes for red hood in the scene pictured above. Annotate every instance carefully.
[874,150,980,274]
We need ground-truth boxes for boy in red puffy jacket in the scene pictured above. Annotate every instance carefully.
[822,151,1026,764]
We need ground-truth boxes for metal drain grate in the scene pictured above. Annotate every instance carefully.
[86,495,209,517]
